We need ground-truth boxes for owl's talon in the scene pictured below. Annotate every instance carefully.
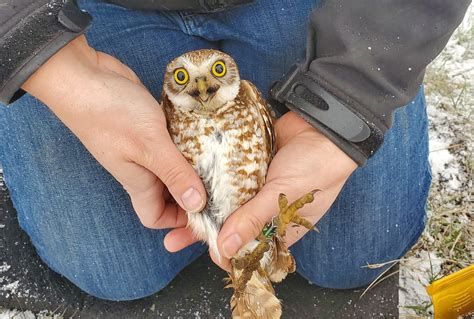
[291,214,314,230]
[276,191,320,237]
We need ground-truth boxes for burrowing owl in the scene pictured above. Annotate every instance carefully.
[162,49,314,319]
[162,49,275,260]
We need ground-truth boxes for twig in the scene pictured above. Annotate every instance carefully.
[451,66,474,77]
[60,306,69,318]
[430,142,464,153]
[70,308,79,319]
[453,84,467,108]
[362,270,400,297]
[359,261,398,299]
[427,250,439,283]
[361,259,401,269]
[449,231,463,257]
[50,305,62,315]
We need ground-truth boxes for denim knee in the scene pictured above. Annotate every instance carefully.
[293,204,426,290]
[297,259,394,290]
[70,265,169,300]
[32,237,184,301]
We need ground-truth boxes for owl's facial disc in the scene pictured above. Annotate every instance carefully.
[164,50,241,114]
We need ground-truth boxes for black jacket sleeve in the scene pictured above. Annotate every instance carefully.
[0,0,91,105]
[270,0,471,165]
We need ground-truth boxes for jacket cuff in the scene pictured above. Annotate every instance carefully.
[0,0,91,105]
[269,64,384,166]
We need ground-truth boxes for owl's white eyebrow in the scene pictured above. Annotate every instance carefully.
[209,55,222,65]
[181,58,193,69]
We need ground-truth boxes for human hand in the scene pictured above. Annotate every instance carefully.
[22,36,207,229]
[213,112,358,270]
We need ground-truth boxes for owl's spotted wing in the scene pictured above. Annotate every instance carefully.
[239,80,276,159]
[161,90,201,173]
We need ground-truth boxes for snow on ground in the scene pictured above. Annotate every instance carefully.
[399,251,443,316]
[399,6,473,319]
[0,310,62,319]
[0,310,36,319]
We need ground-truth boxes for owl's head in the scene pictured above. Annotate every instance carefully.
[163,49,241,113]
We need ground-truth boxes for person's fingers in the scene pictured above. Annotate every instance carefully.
[163,187,172,201]
[124,167,188,229]
[119,163,166,228]
[164,227,199,252]
[216,178,330,262]
[146,202,188,229]
[217,185,280,260]
[137,126,207,214]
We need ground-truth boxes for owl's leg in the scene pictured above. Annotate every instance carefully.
[231,237,270,271]
[276,190,320,238]
[229,191,319,293]
[230,236,270,295]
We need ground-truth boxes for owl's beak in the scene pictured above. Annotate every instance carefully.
[192,77,219,108]
[197,77,209,102]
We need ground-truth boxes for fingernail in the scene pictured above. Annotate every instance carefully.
[181,187,203,212]
[222,234,243,259]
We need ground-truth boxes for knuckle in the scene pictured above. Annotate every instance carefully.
[160,163,191,189]
[138,210,163,229]
[246,213,266,238]
[140,217,158,229]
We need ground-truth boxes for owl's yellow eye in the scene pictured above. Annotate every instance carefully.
[174,68,189,85]
[212,60,226,77]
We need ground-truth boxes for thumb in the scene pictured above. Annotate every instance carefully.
[138,128,207,213]
[217,186,279,259]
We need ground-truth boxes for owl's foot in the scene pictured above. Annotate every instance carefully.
[276,190,320,238]
[229,190,319,293]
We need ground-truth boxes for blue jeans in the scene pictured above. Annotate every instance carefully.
[0,0,431,301]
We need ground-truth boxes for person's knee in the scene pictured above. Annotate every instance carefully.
[28,220,179,301]
[40,252,174,301]
[297,262,387,290]
[75,270,172,301]
[293,212,426,290]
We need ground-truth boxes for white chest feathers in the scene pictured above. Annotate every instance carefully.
[185,112,263,261]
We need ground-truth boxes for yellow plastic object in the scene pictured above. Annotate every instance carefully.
[426,264,474,319]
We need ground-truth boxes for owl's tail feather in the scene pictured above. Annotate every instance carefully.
[266,236,295,283]
[228,268,281,319]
